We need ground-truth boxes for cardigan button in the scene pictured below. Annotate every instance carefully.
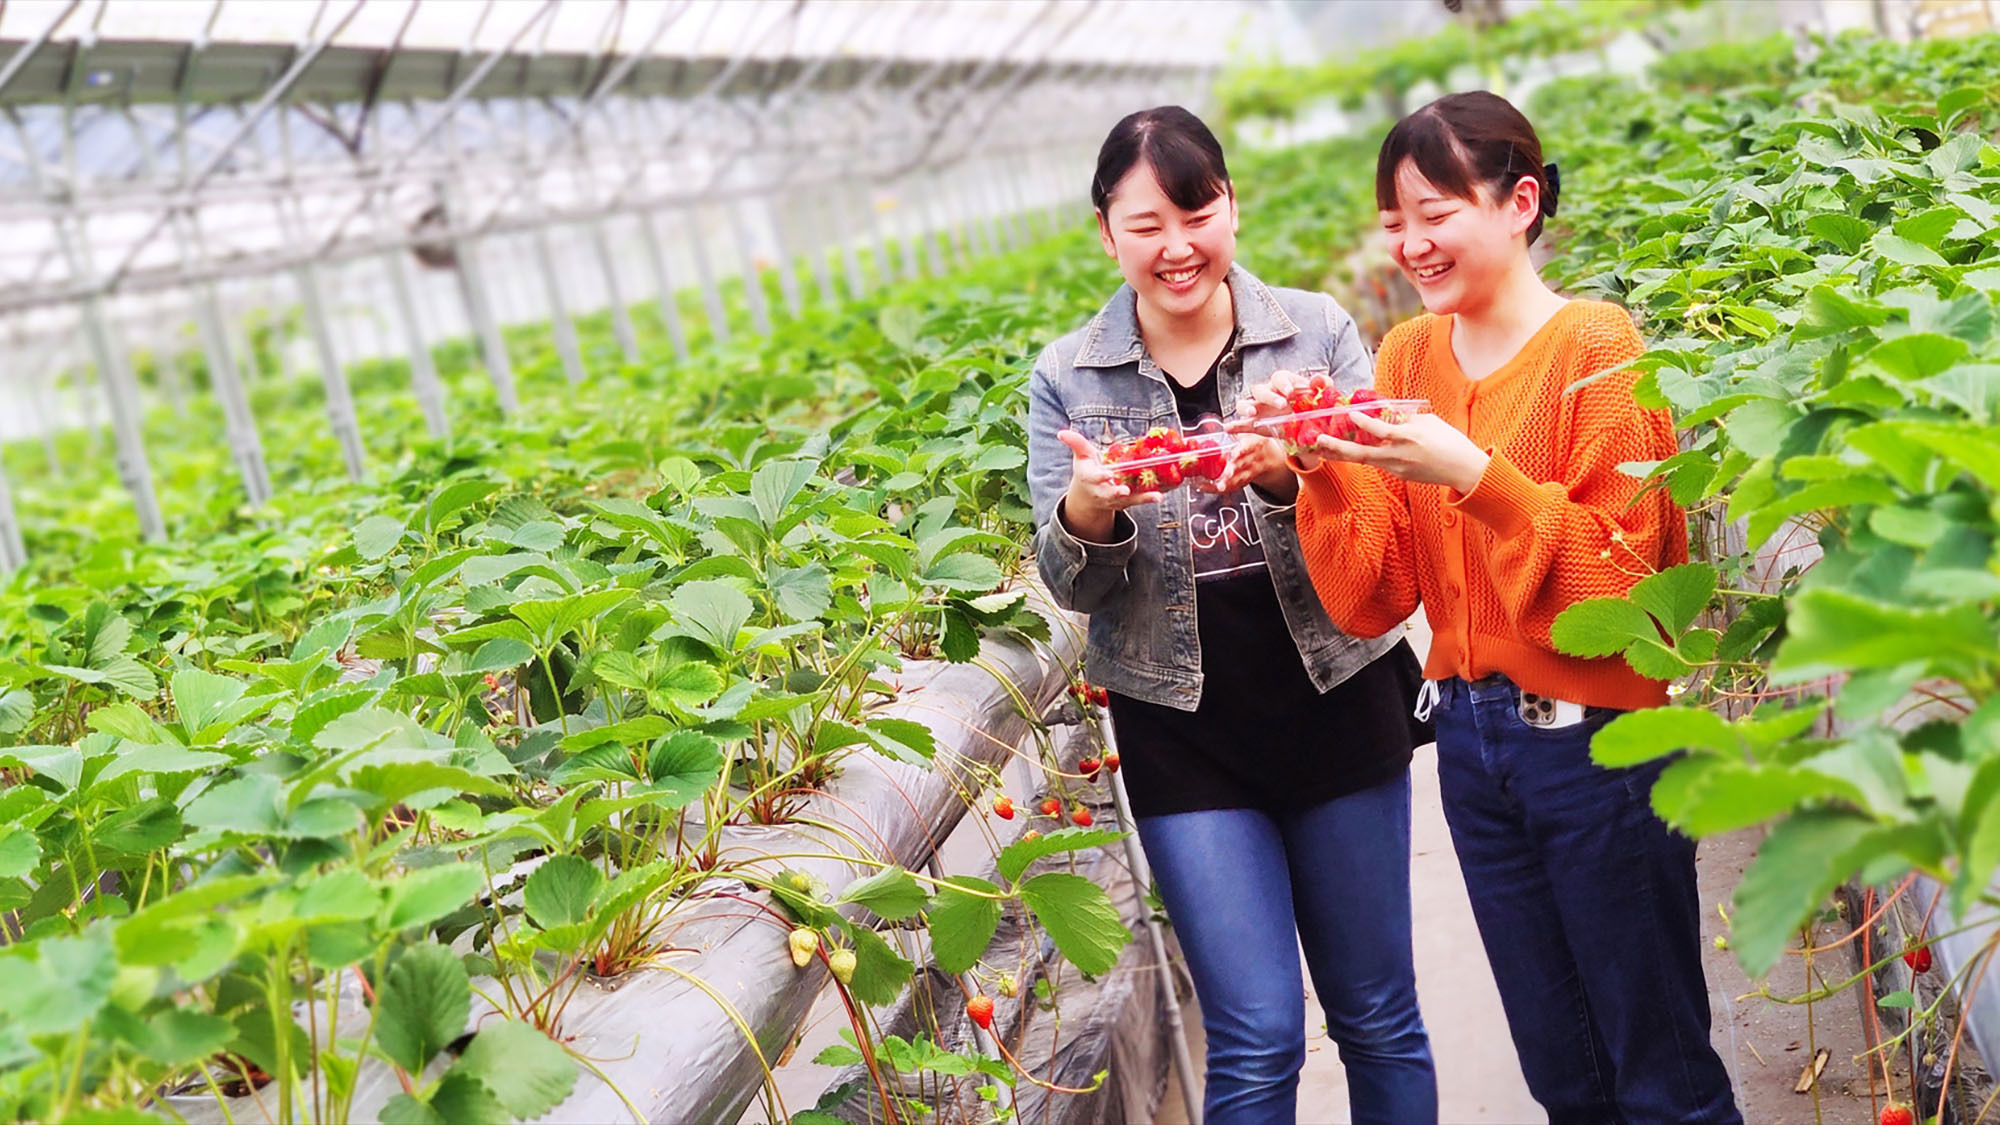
[1442,510,1458,528]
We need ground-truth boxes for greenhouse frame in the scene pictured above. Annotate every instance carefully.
[6,0,2000,1123]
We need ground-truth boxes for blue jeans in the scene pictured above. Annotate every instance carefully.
[1137,774,1436,1125]
[1434,675,1742,1124]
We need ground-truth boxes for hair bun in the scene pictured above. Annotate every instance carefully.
[1542,162,1561,217]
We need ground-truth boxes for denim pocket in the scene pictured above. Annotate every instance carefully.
[1067,403,1165,446]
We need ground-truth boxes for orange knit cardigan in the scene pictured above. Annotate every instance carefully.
[1295,299,1688,712]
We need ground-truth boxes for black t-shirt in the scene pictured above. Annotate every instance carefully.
[1107,335,1431,817]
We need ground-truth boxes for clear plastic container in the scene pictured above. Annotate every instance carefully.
[1240,397,1432,448]
[1096,415,1237,492]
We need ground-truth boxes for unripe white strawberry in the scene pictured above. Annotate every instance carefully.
[829,948,857,985]
[788,927,817,968]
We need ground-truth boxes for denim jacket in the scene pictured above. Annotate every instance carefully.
[1026,264,1400,711]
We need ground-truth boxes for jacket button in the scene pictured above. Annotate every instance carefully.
[1442,511,1458,528]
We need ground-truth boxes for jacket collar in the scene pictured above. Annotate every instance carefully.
[1072,263,1300,369]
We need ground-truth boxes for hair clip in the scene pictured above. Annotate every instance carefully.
[1541,162,1561,217]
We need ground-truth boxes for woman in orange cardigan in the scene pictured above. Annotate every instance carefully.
[1242,92,1741,1124]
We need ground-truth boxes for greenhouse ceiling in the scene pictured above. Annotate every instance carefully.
[0,0,1284,556]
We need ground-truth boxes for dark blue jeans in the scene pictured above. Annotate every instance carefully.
[1137,774,1436,1125]
[1434,675,1742,1125]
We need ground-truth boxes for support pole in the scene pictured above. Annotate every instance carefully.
[1097,706,1205,1125]
[445,105,520,412]
[684,206,730,347]
[532,225,587,385]
[34,364,60,475]
[922,170,951,276]
[276,111,365,481]
[0,458,26,573]
[292,256,366,480]
[79,295,165,538]
[454,234,517,411]
[764,191,804,320]
[898,184,924,282]
[858,181,895,290]
[7,106,165,540]
[638,209,689,362]
[960,164,995,258]
[835,184,869,300]
[363,108,447,440]
[149,98,272,504]
[803,193,838,307]
[727,197,774,336]
[590,219,641,364]
[380,237,449,439]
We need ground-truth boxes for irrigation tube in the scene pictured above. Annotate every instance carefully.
[167,607,1082,1125]
[1096,704,1204,1125]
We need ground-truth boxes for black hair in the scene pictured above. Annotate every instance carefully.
[1376,90,1558,246]
[1090,106,1231,216]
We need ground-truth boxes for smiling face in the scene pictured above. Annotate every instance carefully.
[1379,157,1540,317]
[1097,161,1238,322]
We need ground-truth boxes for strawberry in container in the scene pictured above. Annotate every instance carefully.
[1250,370,1429,454]
[1099,417,1234,494]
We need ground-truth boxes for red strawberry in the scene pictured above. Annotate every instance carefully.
[1079,756,1101,781]
[1880,1104,1915,1125]
[1346,388,1385,446]
[1142,427,1173,455]
[1161,428,1189,454]
[1293,418,1327,448]
[1039,797,1061,818]
[967,995,994,1030]
[1090,685,1109,706]
[1134,468,1161,492]
[1154,460,1183,489]
[1905,945,1933,973]
[1309,372,1336,395]
[1193,447,1227,479]
[1103,440,1134,465]
[1103,752,1120,773]
[1070,805,1094,827]
[992,796,1015,820]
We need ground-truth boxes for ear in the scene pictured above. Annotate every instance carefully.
[1096,210,1117,258]
[1509,175,1540,240]
[1227,188,1240,235]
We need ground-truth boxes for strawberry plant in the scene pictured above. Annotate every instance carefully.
[1516,29,2000,1101]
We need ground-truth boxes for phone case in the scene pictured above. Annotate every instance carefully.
[1518,692,1587,729]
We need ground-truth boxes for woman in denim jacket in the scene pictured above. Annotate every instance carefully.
[1024,106,1436,1125]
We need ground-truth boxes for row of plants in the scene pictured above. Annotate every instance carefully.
[5,214,1000,560]
[1520,27,2000,1109]
[1215,0,1705,133]
[0,141,1357,1122]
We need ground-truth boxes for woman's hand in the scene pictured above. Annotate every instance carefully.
[1231,369,1320,469]
[1057,429,1162,542]
[1306,410,1491,493]
[1214,433,1297,501]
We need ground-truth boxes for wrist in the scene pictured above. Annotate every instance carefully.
[1253,465,1300,502]
[1453,450,1492,495]
[1060,493,1116,543]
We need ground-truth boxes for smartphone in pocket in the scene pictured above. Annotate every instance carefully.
[1518,691,1587,729]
